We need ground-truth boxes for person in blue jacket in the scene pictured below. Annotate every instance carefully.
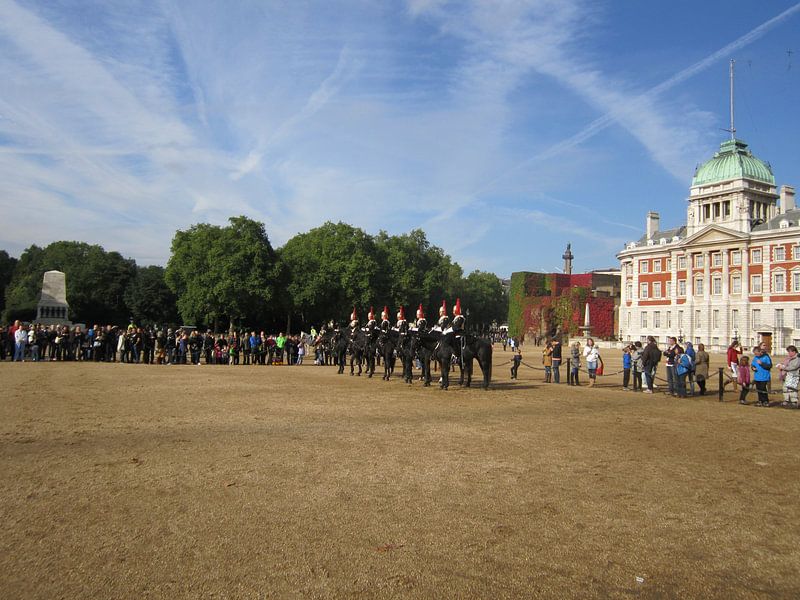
[751,345,773,407]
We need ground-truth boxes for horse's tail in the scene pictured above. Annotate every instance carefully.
[486,343,493,383]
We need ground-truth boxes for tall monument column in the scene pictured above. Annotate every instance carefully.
[562,243,574,275]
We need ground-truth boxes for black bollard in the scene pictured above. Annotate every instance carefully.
[718,367,724,402]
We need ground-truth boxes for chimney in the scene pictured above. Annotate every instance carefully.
[646,211,660,240]
[780,185,796,214]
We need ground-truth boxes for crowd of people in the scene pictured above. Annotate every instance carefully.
[533,335,799,408]
[0,321,319,366]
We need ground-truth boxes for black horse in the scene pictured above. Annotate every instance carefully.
[348,328,370,376]
[413,329,455,389]
[332,329,349,374]
[377,327,397,381]
[453,333,493,389]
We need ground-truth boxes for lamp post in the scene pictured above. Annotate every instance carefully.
[678,328,683,344]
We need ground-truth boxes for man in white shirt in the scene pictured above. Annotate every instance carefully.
[14,324,28,362]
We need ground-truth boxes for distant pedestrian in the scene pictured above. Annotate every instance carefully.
[569,342,581,386]
[694,343,709,396]
[642,336,661,394]
[584,338,600,387]
[542,342,552,383]
[738,356,751,404]
[727,340,743,392]
[510,350,522,379]
[675,346,693,398]
[550,338,562,384]
[622,345,632,390]
[751,345,772,407]
[778,345,799,408]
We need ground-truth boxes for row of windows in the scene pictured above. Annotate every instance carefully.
[631,308,800,330]
[631,245,800,274]
[629,270,800,299]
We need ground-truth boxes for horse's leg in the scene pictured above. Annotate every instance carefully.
[440,356,449,389]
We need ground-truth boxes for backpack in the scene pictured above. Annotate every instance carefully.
[677,353,693,376]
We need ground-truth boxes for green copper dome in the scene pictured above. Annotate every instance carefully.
[691,139,774,187]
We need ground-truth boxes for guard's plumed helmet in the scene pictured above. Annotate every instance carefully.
[368,306,375,321]
[439,300,447,318]
[396,306,406,322]
[416,304,425,320]
[381,306,389,321]
[453,298,462,317]
[350,307,357,322]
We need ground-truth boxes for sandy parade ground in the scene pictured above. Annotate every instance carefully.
[2,347,799,599]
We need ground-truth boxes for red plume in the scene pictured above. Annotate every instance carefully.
[416,304,424,320]
[453,298,462,317]
[398,306,406,321]
[381,305,389,321]
[439,300,447,317]
[350,307,357,322]
[368,306,375,321]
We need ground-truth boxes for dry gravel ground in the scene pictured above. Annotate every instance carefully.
[1,348,799,599]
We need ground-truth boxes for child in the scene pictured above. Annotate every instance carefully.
[570,342,581,386]
[738,355,751,404]
[542,343,552,383]
[632,341,643,392]
[622,345,632,390]
[511,350,522,379]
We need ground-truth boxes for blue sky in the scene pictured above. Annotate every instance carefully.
[1,0,798,276]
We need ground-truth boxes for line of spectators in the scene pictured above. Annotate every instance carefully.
[0,321,314,366]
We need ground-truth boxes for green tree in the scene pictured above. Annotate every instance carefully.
[280,222,381,327]
[165,216,281,329]
[0,250,19,316]
[124,265,179,326]
[2,242,136,324]
[460,270,507,331]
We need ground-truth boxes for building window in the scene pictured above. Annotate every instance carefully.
[627,312,631,329]
[776,309,785,329]
[712,253,723,267]
[695,310,702,329]
[626,263,633,276]
[694,277,704,296]
[626,283,633,299]
[678,279,686,297]
[666,259,672,271]
[712,309,720,329]
[751,275,762,294]
[653,259,662,273]
[677,310,683,330]
[712,277,722,295]
[751,248,762,263]
[665,281,672,298]
[654,311,661,328]
[653,281,662,298]
[795,308,800,329]
[731,274,742,294]
[639,260,649,274]
[666,311,672,329]
[694,254,704,268]
[731,250,742,266]
[641,312,648,329]
[793,246,800,260]
[752,309,761,328]
[640,282,649,299]
[774,246,786,261]
[773,272,786,293]
[677,256,686,270]
[793,270,800,293]
[731,309,739,330]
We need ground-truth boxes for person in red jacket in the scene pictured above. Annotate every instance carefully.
[727,340,743,391]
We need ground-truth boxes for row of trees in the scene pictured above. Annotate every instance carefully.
[1,217,507,332]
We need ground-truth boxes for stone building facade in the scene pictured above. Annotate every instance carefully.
[617,138,799,353]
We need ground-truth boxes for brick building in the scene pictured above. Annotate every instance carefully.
[617,137,799,353]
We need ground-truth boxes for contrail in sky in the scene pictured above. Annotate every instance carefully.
[472,1,800,196]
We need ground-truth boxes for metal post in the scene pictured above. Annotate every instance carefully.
[718,367,724,402]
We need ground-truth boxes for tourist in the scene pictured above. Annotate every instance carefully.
[642,336,661,394]
[542,341,552,383]
[694,343,710,395]
[675,346,693,398]
[275,332,286,364]
[622,345,632,390]
[631,341,644,392]
[777,345,799,408]
[663,337,680,396]
[738,356,751,404]
[727,340,743,392]
[751,345,773,407]
[297,336,306,365]
[583,338,600,387]
[14,323,27,362]
[550,338,562,384]
[510,349,521,379]
[569,341,581,386]
[684,341,696,395]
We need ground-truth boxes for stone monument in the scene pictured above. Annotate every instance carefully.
[36,270,71,325]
